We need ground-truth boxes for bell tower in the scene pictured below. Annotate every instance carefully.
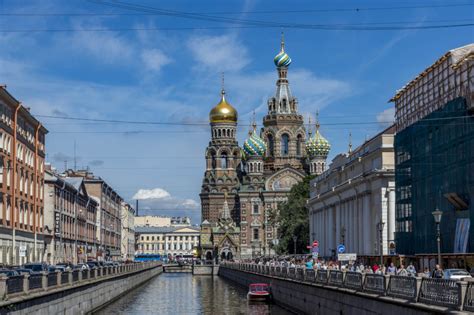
[262,33,306,172]
[200,79,241,224]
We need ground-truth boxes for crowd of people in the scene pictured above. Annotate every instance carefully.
[239,256,447,278]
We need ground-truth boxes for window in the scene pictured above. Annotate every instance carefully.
[146,236,149,241]
[267,135,274,156]
[281,134,289,156]
[151,236,154,241]
[253,228,259,240]
[253,204,259,214]
[296,134,302,156]
[221,153,228,169]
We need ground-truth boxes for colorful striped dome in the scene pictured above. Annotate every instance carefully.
[243,129,266,157]
[274,50,292,67]
[306,129,331,158]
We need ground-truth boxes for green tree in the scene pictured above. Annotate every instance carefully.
[269,175,314,255]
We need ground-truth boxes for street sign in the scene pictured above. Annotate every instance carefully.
[338,253,357,261]
[19,245,27,257]
[337,244,346,254]
[313,240,319,247]
[312,246,319,253]
[312,252,318,259]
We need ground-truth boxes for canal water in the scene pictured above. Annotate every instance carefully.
[95,273,293,315]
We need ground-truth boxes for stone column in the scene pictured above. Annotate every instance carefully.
[387,188,396,249]
[23,274,29,294]
[41,271,48,291]
[0,275,7,298]
[363,195,371,255]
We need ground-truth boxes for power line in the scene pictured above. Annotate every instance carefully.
[2,3,473,16]
[34,113,474,127]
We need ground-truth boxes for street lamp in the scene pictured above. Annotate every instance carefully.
[340,226,346,245]
[432,208,443,267]
[292,235,297,255]
[377,220,385,266]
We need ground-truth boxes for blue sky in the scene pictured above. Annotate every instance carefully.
[1,0,472,224]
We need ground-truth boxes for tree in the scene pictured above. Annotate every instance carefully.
[269,175,314,255]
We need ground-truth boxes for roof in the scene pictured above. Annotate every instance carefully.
[135,226,200,234]
[63,177,83,190]
[389,44,474,102]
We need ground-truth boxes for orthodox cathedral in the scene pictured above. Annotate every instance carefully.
[199,36,331,260]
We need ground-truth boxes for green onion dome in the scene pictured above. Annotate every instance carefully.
[243,129,266,157]
[306,128,330,158]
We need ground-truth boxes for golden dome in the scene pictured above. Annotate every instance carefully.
[209,90,238,123]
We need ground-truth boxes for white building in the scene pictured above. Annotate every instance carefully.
[135,226,200,257]
[121,202,135,261]
[307,126,396,258]
[134,215,191,228]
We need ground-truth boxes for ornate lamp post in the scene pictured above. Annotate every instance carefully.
[292,235,298,255]
[377,220,385,266]
[340,226,346,245]
[432,209,443,267]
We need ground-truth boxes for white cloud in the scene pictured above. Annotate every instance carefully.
[377,107,395,128]
[133,188,171,200]
[181,199,199,209]
[141,49,172,72]
[187,34,249,72]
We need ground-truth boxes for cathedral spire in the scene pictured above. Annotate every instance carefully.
[348,132,353,154]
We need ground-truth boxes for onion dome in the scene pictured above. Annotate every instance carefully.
[209,89,238,123]
[243,125,266,157]
[274,33,292,67]
[306,117,330,158]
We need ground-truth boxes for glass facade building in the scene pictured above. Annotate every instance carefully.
[395,97,474,255]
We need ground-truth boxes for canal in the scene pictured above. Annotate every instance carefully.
[95,273,293,314]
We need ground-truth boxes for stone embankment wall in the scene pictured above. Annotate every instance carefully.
[0,263,162,315]
[219,266,462,315]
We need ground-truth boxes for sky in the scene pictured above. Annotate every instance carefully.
[0,0,472,224]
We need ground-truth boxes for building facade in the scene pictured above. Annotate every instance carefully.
[134,215,190,228]
[121,202,135,261]
[392,44,474,266]
[200,36,329,259]
[307,127,396,259]
[66,170,122,261]
[135,226,200,258]
[0,87,48,266]
[44,167,98,264]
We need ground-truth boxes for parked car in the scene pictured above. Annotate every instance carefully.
[76,263,90,270]
[0,269,20,277]
[444,269,472,280]
[14,268,34,275]
[470,267,474,277]
[56,263,73,271]
[23,263,48,273]
[48,265,66,273]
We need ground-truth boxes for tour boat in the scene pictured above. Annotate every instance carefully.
[247,283,271,302]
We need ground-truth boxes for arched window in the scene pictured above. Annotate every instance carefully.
[267,134,274,157]
[221,153,228,169]
[296,134,302,156]
[211,153,216,169]
[281,134,289,156]
[282,99,287,112]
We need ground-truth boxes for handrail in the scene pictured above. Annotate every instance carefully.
[0,262,162,301]
[222,262,470,311]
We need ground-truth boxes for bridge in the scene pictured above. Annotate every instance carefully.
[219,262,474,314]
[163,263,193,273]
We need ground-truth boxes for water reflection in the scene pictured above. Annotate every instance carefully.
[95,273,292,315]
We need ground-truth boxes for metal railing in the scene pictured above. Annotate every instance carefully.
[29,274,43,290]
[0,262,162,301]
[328,270,343,286]
[344,272,363,290]
[364,274,385,294]
[418,278,459,308]
[464,282,474,312]
[387,275,417,300]
[220,262,472,311]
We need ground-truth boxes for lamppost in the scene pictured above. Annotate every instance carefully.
[292,235,297,255]
[377,220,385,266]
[432,209,443,267]
[340,226,346,245]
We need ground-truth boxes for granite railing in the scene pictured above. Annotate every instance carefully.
[222,262,473,312]
[0,262,162,301]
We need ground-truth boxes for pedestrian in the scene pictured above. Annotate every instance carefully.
[397,264,408,276]
[423,267,430,278]
[431,264,444,279]
[406,263,416,276]
[387,262,396,275]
